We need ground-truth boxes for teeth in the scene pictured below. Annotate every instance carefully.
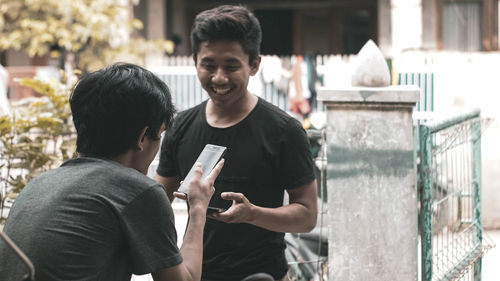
[212,87,230,95]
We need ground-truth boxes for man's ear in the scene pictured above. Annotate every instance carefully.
[250,55,261,76]
[136,126,149,151]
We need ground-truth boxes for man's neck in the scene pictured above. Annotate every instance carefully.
[206,93,258,128]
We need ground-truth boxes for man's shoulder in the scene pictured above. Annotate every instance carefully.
[175,101,206,122]
[61,158,164,209]
[258,98,295,121]
[255,98,302,129]
[166,101,207,142]
[58,157,157,189]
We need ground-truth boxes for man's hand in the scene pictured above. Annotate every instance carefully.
[208,181,317,233]
[207,192,255,223]
[174,159,225,212]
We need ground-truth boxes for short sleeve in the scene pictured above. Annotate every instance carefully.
[279,118,316,189]
[156,125,179,177]
[121,185,182,274]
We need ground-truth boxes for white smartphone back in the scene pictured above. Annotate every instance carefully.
[178,144,226,194]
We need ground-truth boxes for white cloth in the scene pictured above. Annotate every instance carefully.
[0,65,9,115]
[260,55,282,85]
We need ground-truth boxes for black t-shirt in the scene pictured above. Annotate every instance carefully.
[157,97,315,281]
[0,157,182,281]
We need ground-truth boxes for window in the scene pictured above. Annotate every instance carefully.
[442,2,482,51]
[438,0,498,51]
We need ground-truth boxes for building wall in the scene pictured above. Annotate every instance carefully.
[422,0,438,50]
[154,0,380,56]
[378,0,393,56]
[391,0,423,55]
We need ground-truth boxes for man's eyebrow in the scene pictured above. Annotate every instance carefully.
[199,57,215,63]
[225,58,242,64]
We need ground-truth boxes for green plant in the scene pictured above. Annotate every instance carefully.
[0,71,78,222]
[0,0,173,71]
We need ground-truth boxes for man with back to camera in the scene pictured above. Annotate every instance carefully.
[155,5,318,281]
[0,63,224,281]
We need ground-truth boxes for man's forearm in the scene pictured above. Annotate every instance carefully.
[248,203,317,233]
[179,206,207,281]
[155,174,180,202]
[213,181,318,233]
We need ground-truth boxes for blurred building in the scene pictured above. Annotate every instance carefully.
[2,0,498,68]
[135,0,498,57]
[1,0,499,97]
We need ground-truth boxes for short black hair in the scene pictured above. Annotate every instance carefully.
[190,5,262,64]
[70,63,176,158]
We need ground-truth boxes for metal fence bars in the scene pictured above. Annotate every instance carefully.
[418,109,494,281]
[398,72,434,113]
[152,56,435,117]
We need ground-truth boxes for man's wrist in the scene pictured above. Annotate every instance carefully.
[188,204,207,222]
[246,204,258,224]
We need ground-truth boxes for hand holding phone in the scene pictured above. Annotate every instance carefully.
[178,144,227,214]
[178,144,226,194]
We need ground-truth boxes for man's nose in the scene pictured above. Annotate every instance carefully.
[212,68,228,83]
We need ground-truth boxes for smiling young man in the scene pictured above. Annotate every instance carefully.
[155,5,318,281]
[0,63,224,281]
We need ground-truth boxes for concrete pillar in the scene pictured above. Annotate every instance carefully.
[378,0,393,57]
[146,0,166,40]
[169,0,190,55]
[317,86,420,281]
[421,0,438,50]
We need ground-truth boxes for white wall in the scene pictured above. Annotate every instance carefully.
[396,51,500,229]
[391,0,423,56]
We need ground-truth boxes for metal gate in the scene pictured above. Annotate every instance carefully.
[418,109,494,281]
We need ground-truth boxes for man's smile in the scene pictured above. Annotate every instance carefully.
[211,86,231,95]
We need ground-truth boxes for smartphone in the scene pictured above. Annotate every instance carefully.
[178,144,226,194]
[207,206,227,214]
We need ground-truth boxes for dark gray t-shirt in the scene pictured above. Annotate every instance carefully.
[0,157,182,281]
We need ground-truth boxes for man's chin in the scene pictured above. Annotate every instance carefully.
[208,91,232,101]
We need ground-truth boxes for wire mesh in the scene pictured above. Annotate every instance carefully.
[419,112,495,281]
[432,223,495,281]
[285,128,328,281]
